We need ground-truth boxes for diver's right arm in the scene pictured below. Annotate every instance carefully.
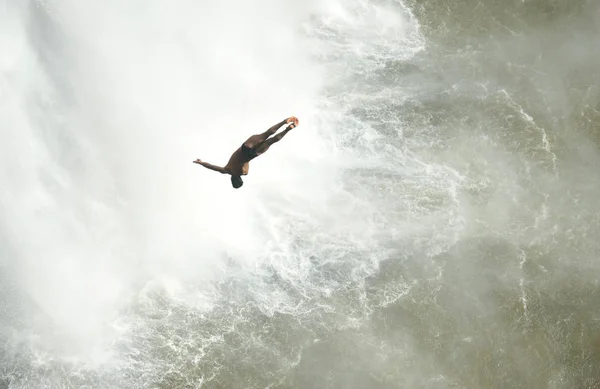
[193,159,228,174]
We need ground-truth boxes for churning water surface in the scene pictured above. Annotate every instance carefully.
[1,0,600,388]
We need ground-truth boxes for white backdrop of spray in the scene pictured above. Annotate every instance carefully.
[1,0,427,375]
[1,0,325,355]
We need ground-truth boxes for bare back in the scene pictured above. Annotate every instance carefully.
[223,132,279,176]
[224,147,250,176]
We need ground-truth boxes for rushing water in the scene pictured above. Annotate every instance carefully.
[1,0,600,388]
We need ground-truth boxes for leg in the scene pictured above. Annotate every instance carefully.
[254,125,295,156]
[243,117,298,148]
[243,118,288,148]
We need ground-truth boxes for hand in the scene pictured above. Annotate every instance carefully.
[193,159,202,164]
[286,116,299,127]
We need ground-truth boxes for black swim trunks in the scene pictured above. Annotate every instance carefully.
[241,143,258,160]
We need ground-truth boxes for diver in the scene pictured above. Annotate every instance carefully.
[193,116,299,188]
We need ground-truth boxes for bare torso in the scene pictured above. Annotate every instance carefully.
[224,147,250,176]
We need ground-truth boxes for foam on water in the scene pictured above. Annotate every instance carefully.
[4,0,600,387]
[1,0,426,384]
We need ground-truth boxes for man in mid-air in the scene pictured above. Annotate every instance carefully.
[193,116,299,188]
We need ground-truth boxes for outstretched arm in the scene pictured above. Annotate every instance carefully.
[193,159,228,174]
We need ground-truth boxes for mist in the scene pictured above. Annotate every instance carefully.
[0,0,332,357]
[2,0,600,387]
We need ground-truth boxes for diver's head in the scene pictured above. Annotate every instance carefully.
[231,175,244,189]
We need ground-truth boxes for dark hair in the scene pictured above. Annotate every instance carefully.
[231,175,244,189]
